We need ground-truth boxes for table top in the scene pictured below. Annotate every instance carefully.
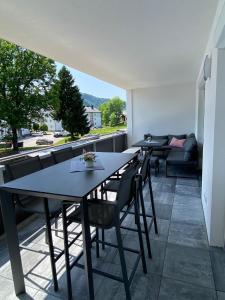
[132,139,167,148]
[0,152,136,202]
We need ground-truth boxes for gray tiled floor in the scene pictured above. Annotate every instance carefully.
[0,170,225,299]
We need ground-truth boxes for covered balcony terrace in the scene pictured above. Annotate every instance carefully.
[1,162,223,300]
[1,0,225,299]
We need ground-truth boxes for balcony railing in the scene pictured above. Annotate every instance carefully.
[0,132,127,235]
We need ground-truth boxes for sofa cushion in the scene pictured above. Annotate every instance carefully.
[151,135,168,140]
[187,133,195,138]
[168,134,187,144]
[167,150,197,165]
[183,136,198,161]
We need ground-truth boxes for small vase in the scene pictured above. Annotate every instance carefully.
[85,160,94,168]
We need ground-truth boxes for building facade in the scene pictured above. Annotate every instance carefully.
[85,106,102,128]
[44,106,102,132]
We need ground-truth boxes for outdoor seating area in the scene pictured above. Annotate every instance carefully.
[1,1,225,299]
[135,133,199,178]
[0,157,224,299]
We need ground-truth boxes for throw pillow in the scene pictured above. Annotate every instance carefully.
[169,137,186,148]
[168,134,186,144]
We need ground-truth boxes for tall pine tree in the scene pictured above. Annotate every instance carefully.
[55,66,90,139]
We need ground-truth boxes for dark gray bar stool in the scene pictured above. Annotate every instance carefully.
[62,162,148,300]
[5,156,63,291]
[101,152,158,258]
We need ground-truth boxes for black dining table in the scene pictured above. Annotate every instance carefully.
[0,151,136,299]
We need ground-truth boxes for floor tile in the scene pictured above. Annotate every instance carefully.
[176,178,200,187]
[152,191,174,205]
[210,247,225,292]
[171,197,205,226]
[112,234,166,276]
[146,203,173,220]
[175,185,201,197]
[95,271,161,300]
[34,290,61,299]
[150,219,170,242]
[168,221,208,249]
[0,275,38,299]
[163,243,214,289]
[173,194,202,206]
[217,291,225,300]
[153,182,176,193]
[159,277,216,300]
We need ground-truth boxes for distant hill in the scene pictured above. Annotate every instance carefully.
[81,93,109,108]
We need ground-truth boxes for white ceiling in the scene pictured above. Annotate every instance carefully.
[0,0,218,89]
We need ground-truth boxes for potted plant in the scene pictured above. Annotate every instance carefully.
[82,151,96,168]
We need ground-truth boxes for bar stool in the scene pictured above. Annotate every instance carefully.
[62,162,148,300]
[101,152,158,258]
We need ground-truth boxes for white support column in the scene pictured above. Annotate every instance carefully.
[202,48,225,246]
[126,89,133,147]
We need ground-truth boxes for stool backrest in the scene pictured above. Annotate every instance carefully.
[140,153,150,182]
[40,154,55,169]
[6,156,42,180]
[52,147,73,163]
[5,156,43,210]
[117,162,139,210]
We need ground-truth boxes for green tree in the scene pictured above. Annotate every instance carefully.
[32,123,39,132]
[100,97,125,126]
[0,39,56,150]
[39,123,48,132]
[100,102,110,125]
[109,112,117,127]
[55,66,90,139]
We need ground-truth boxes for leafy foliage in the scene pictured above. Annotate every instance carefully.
[39,123,48,132]
[109,112,117,126]
[0,39,56,150]
[100,97,125,126]
[32,123,39,131]
[54,66,90,138]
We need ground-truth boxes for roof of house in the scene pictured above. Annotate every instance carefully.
[85,106,101,113]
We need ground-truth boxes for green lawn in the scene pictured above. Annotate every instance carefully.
[53,125,127,146]
[89,124,126,135]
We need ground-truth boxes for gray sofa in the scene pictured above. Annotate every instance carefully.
[143,133,198,177]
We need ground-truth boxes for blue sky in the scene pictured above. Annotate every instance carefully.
[56,63,126,100]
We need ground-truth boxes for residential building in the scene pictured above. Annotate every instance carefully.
[85,106,102,128]
[44,113,63,132]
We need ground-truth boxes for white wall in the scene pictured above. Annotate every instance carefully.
[127,82,196,145]
[195,0,225,247]
[202,48,225,246]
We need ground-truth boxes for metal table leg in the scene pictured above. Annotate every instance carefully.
[81,197,94,299]
[0,190,25,295]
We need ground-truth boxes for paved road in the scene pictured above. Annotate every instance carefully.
[19,134,63,147]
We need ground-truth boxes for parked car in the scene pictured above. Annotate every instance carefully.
[54,131,63,138]
[36,138,53,145]
[54,131,70,137]
[62,131,70,137]
[32,131,43,137]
